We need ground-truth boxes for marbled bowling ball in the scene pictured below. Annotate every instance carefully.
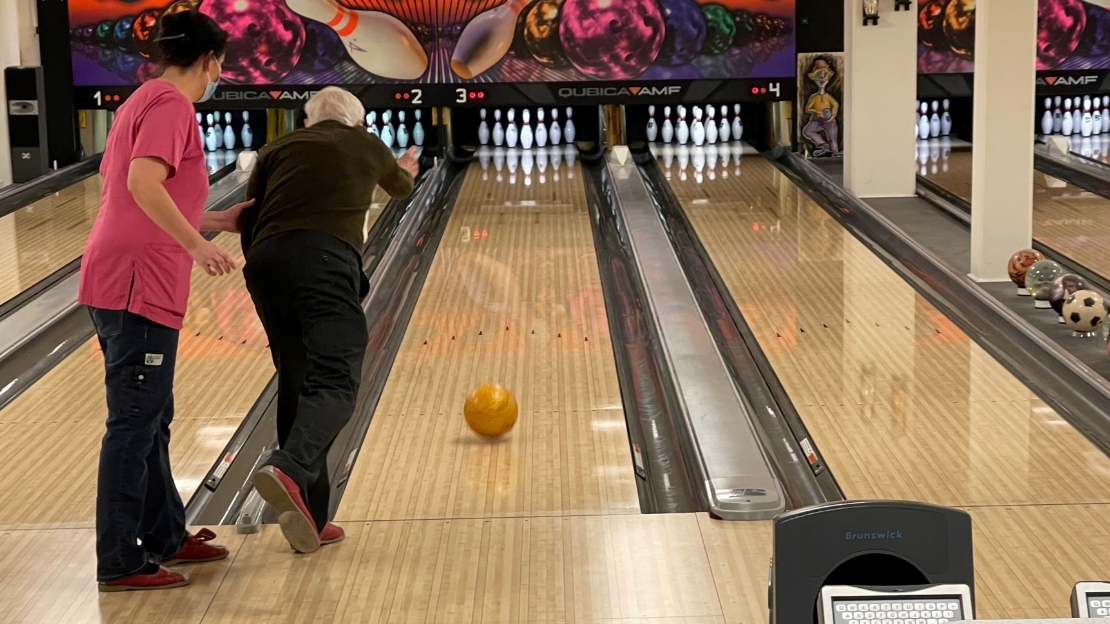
[657,0,705,66]
[701,4,734,55]
[113,16,136,52]
[917,0,948,49]
[1049,273,1089,317]
[731,9,756,48]
[1075,3,1110,59]
[95,21,115,47]
[132,10,160,59]
[1007,248,1044,288]
[942,0,976,60]
[301,20,345,72]
[524,0,571,68]
[200,0,305,84]
[559,0,664,80]
[753,12,775,42]
[1026,259,1064,302]
[1037,0,1086,69]
[163,0,200,16]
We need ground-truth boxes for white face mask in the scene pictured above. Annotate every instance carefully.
[198,57,221,103]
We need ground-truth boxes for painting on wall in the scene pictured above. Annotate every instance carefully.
[797,52,843,158]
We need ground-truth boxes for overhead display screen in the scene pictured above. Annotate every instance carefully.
[69,0,795,107]
[918,0,1110,74]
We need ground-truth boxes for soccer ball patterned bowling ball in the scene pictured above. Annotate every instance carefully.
[1064,289,1105,332]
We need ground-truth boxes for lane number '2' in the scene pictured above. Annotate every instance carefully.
[411,89,423,104]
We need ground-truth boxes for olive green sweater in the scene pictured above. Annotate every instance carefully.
[240,120,414,254]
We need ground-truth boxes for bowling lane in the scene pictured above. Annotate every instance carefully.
[0,151,239,313]
[0,186,391,530]
[337,149,640,522]
[664,152,1110,619]
[922,148,1110,279]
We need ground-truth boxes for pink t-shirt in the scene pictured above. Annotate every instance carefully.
[78,80,207,330]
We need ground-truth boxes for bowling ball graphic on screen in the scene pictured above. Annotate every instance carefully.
[200,0,305,84]
[1007,249,1044,289]
[522,0,571,68]
[942,0,975,60]
[657,0,706,66]
[132,10,160,59]
[559,0,665,79]
[700,4,735,56]
[731,8,757,49]
[112,17,137,52]
[1049,273,1089,318]
[1037,0,1086,69]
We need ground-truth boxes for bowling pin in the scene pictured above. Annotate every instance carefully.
[493,109,504,146]
[646,105,658,142]
[397,110,410,148]
[732,104,743,141]
[1054,96,1063,133]
[918,102,930,140]
[520,109,533,149]
[241,111,253,148]
[718,108,730,143]
[213,111,224,149]
[506,109,519,148]
[286,0,427,80]
[915,100,921,135]
[929,100,940,138]
[1063,100,1074,136]
[1103,96,1110,133]
[381,110,395,148]
[367,111,379,136]
[1094,108,1103,139]
[1073,97,1082,133]
[535,108,547,147]
[196,112,205,147]
[941,98,952,136]
[691,107,705,146]
[223,112,236,150]
[204,114,218,152]
[676,107,689,145]
[413,109,425,146]
[549,108,561,145]
[662,106,674,143]
[1041,98,1054,136]
[564,107,575,144]
[478,108,490,145]
[705,105,717,144]
[450,0,528,79]
[1082,97,1093,137]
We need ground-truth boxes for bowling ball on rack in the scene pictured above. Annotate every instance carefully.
[1007,248,1044,289]
[463,384,518,439]
[1026,259,1065,303]
[1063,290,1105,332]
[1049,273,1088,318]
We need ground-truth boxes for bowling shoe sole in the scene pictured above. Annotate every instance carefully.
[252,467,321,554]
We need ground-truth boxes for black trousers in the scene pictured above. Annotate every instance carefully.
[243,230,369,531]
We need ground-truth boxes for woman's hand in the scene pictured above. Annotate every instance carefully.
[200,198,255,234]
[188,238,238,276]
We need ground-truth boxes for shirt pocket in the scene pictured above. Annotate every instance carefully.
[136,243,193,317]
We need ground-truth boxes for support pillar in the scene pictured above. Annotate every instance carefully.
[843,0,918,198]
[969,0,1037,281]
[0,0,22,185]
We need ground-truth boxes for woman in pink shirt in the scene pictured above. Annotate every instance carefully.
[79,10,252,592]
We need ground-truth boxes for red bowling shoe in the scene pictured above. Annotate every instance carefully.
[252,466,320,554]
[159,528,229,565]
[320,522,345,546]
[98,565,189,592]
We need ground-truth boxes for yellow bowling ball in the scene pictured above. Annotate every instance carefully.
[464,384,518,438]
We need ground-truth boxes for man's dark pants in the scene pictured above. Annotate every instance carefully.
[243,230,369,531]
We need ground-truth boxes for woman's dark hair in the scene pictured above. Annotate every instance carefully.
[154,10,229,68]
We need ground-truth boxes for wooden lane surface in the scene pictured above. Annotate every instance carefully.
[0,189,389,530]
[0,175,102,307]
[663,153,1110,619]
[922,149,1110,279]
[0,167,773,623]
[336,160,638,522]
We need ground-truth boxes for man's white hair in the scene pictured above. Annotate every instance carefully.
[304,87,365,127]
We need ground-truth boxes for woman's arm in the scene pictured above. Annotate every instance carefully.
[127,156,237,275]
